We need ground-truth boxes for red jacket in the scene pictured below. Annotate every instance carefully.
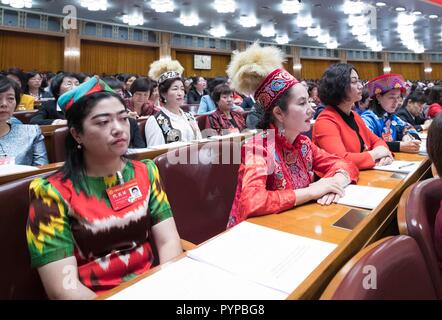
[428,103,442,119]
[228,126,359,227]
[313,106,388,170]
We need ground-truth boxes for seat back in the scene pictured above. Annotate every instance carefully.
[321,236,438,300]
[0,172,55,299]
[137,118,147,146]
[397,178,442,298]
[154,141,240,244]
[13,110,38,124]
[50,126,69,163]
[196,114,208,132]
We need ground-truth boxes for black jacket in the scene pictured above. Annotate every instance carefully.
[30,100,64,125]
[186,88,208,104]
[396,107,425,132]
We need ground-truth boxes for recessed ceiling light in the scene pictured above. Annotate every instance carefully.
[375,2,386,6]
[429,14,438,19]
[413,11,422,15]
[395,7,405,12]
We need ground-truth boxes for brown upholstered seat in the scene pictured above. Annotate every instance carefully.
[49,126,69,163]
[137,118,147,146]
[0,172,56,299]
[321,236,439,300]
[397,178,442,299]
[13,110,38,124]
[154,141,241,244]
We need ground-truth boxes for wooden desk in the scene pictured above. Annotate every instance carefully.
[0,162,63,185]
[248,152,430,299]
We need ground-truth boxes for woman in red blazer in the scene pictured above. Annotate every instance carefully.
[313,64,393,170]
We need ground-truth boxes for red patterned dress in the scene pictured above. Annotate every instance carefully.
[26,159,173,294]
[228,124,359,228]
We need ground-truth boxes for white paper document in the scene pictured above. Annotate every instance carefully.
[418,132,427,139]
[374,160,421,173]
[337,184,392,210]
[0,164,38,176]
[419,142,428,155]
[187,222,337,295]
[149,141,192,150]
[108,257,287,300]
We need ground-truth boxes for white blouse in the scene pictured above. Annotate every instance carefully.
[144,107,202,147]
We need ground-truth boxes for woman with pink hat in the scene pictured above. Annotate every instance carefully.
[226,43,359,228]
[361,74,421,153]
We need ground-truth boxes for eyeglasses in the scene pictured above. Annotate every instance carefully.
[62,82,79,88]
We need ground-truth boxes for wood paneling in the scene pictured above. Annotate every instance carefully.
[300,59,336,80]
[174,50,230,78]
[80,40,158,76]
[348,61,382,80]
[390,62,424,80]
[283,57,294,76]
[0,30,63,72]
[430,63,442,81]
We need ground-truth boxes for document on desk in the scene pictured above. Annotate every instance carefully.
[373,160,421,174]
[418,132,427,139]
[337,184,392,210]
[419,142,428,155]
[108,257,287,300]
[149,141,192,150]
[187,221,337,295]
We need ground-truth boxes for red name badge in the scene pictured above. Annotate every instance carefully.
[106,179,142,211]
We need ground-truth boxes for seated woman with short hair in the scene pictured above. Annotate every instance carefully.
[205,84,246,136]
[313,64,393,170]
[0,77,48,166]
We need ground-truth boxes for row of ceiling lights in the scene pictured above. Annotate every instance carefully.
[1,0,440,52]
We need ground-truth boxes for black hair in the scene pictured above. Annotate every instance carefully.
[130,77,152,95]
[76,72,91,84]
[23,71,43,95]
[256,87,292,130]
[361,87,370,104]
[207,77,227,94]
[427,113,442,176]
[60,91,127,186]
[429,85,442,105]
[211,84,233,106]
[158,77,184,104]
[307,82,318,96]
[102,77,124,90]
[50,72,80,100]
[0,76,21,107]
[403,89,427,108]
[3,68,25,88]
[318,63,357,106]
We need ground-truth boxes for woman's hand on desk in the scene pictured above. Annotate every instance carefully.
[369,146,392,162]
[400,140,421,153]
[376,156,394,166]
[294,178,344,206]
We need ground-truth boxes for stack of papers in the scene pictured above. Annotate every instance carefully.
[149,141,192,150]
[374,161,420,174]
[107,222,337,300]
[337,185,392,210]
[0,164,38,176]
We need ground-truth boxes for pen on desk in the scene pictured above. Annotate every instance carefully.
[398,163,414,169]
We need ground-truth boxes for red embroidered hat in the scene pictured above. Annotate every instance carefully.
[366,73,406,98]
[254,68,299,110]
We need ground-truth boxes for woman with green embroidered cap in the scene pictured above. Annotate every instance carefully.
[26,77,182,299]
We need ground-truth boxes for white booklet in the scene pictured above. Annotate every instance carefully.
[108,257,287,300]
[337,185,392,210]
[187,222,337,295]
[374,160,421,173]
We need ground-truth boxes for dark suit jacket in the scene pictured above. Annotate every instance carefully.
[30,100,64,125]
[186,88,208,104]
[396,107,425,132]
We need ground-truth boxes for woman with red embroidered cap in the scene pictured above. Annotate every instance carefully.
[26,77,182,299]
[361,73,421,153]
[226,43,359,228]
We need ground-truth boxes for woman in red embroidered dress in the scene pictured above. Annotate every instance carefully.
[226,43,359,228]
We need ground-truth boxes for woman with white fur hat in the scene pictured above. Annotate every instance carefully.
[226,43,359,228]
[144,58,202,147]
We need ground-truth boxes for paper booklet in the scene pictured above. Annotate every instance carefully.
[108,222,337,300]
[374,160,421,174]
[337,184,392,210]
